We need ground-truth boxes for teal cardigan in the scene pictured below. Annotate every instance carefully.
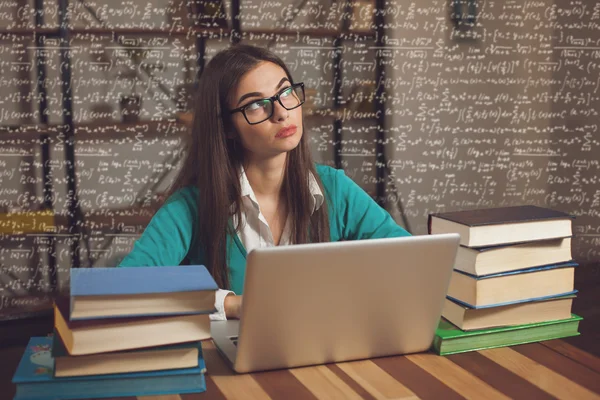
[118,164,411,294]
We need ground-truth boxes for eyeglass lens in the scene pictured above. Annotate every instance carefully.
[244,85,304,124]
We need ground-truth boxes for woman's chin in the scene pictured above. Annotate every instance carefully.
[281,136,302,152]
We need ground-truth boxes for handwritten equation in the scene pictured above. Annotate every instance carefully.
[1,0,600,318]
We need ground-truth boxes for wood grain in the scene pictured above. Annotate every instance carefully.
[290,365,364,400]
[252,368,319,400]
[447,351,555,399]
[540,340,600,374]
[201,341,272,400]
[480,347,600,400]
[406,353,510,400]
[327,364,378,400]
[181,379,226,400]
[513,343,600,394]
[335,359,419,399]
[373,355,465,400]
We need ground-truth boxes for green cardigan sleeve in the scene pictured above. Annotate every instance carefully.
[117,188,197,267]
[335,169,411,240]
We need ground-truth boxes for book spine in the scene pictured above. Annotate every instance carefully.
[69,297,74,321]
[432,336,442,354]
[69,308,216,322]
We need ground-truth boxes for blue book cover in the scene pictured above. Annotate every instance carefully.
[13,337,206,400]
[70,265,218,296]
[454,260,578,280]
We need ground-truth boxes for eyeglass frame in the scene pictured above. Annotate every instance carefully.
[228,82,305,125]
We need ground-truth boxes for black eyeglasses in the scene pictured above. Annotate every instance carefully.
[229,82,305,125]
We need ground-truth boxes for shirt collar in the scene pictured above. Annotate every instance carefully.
[239,165,324,214]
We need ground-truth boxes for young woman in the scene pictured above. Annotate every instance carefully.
[118,44,410,320]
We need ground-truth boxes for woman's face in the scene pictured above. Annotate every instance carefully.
[228,61,303,162]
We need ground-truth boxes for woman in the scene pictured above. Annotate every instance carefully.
[118,44,410,320]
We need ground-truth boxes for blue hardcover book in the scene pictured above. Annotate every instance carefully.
[70,265,217,296]
[69,265,217,320]
[13,337,206,400]
[447,261,578,308]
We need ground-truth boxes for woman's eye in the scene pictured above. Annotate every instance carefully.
[246,100,268,111]
[280,87,293,97]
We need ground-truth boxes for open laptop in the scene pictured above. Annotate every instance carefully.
[212,233,460,373]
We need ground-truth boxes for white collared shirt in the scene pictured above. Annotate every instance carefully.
[210,167,324,320]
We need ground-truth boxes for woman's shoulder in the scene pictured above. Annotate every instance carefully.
[314,163,342,185]
[314,163,352,189]
[160,186,199,212]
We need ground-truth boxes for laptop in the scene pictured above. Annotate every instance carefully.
[212,233,460,373]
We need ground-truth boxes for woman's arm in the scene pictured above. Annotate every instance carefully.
[335,169,411,240]
[116,188,241,320]
[224,293,243,319]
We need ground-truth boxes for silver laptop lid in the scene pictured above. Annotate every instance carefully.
[232,233,460,373]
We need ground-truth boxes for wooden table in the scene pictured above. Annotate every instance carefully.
[2,339,600,400]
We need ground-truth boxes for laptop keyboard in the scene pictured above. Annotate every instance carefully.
[228,335,239,347]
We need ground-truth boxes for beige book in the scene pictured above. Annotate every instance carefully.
[446,263,575,308]
[70,290,215,320]
[54,297,211,356]
[55,344,200,377]
[442,296,574,331]
[454,237,572,276]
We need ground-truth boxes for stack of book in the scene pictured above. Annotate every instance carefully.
[428,205,583,355]
[12,265,216,400]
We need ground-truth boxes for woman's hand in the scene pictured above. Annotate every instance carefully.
[224,294,243,319]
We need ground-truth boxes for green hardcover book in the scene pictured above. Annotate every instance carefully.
[433,314,582,355]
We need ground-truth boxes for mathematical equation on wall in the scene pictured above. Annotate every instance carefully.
[1,0,600,319]
[370,0,600,267]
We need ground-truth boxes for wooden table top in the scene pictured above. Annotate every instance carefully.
[2,339,600,399]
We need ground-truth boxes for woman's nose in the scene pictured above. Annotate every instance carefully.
[271,100,289,122]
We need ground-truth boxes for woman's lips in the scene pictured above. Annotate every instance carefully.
[276,125,297,138]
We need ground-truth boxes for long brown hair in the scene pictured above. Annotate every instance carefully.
[168,44,330,289]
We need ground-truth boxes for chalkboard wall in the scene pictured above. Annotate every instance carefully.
[0,0,598,320]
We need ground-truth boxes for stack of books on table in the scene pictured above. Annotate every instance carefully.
[428,205,583,355]
[12,265,217,400]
